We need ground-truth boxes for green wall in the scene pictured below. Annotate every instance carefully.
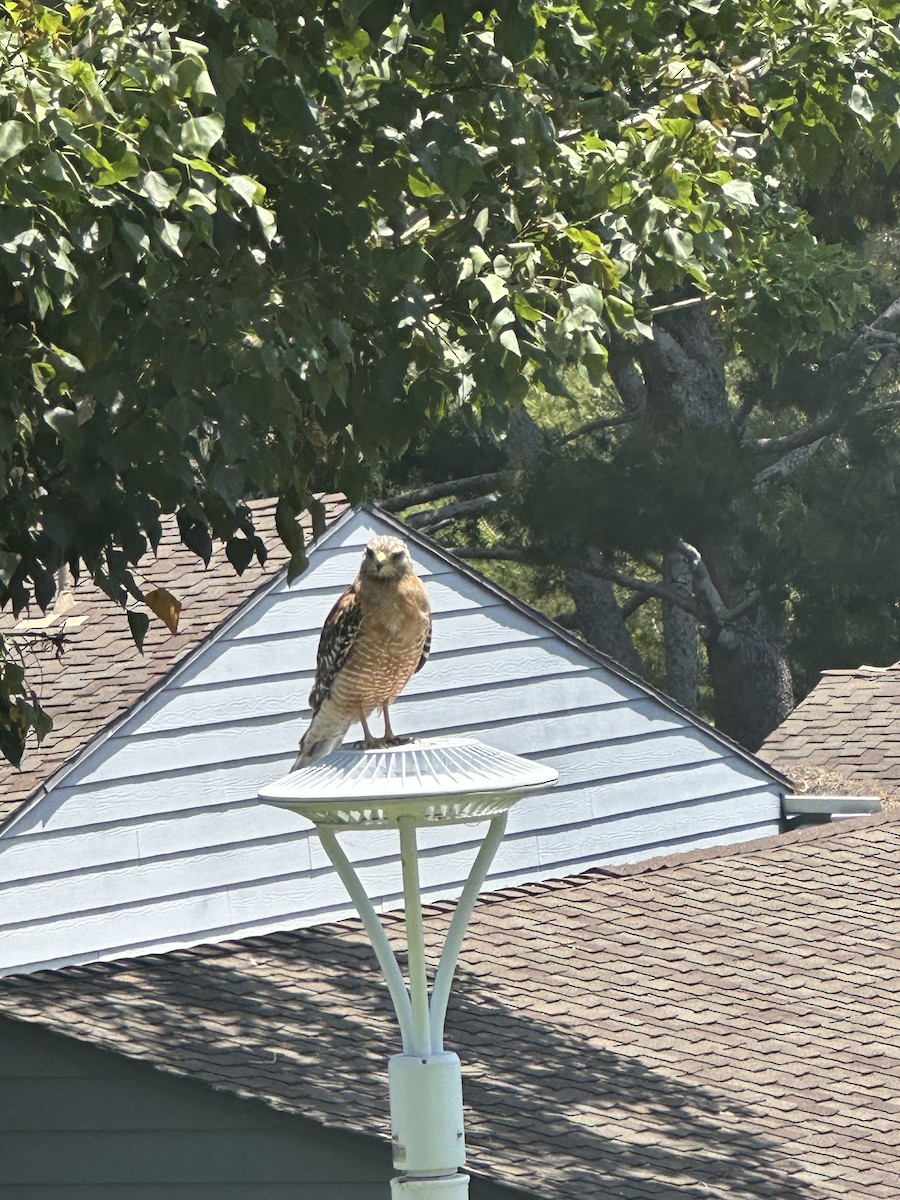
[0,1015,394,1200]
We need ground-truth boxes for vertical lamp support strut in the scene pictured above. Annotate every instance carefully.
[316,827,416,1052]
[429,814,508,1055]
[398,815,432,1059]
[317,813,511,1200]
[258,737,558,1200]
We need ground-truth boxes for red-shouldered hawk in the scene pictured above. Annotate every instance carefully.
[292,535,432,767]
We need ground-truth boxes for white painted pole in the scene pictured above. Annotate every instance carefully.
[319,814,514,1200]
[321,817,470,1200]
[261,739,557,1200]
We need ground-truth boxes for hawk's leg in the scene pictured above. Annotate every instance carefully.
[381,705,411,747]
[356,707,409,751]
[360,712,378,750]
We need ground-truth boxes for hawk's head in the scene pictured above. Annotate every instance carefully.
[360,535,414,581]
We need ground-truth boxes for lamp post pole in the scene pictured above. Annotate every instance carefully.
[259,737,557,1200]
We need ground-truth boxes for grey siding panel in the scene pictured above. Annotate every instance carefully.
[0,1077,276,1130]
[0,1018,391,1196]
[0,508,782,975]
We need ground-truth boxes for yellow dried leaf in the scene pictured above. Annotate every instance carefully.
[144,587,182,635]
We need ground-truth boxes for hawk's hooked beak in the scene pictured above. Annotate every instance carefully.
[374,552,387,571]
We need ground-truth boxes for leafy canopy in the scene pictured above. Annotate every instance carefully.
[2,0,900,760]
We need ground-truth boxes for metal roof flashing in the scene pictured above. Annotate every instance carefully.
[258,737,558,829]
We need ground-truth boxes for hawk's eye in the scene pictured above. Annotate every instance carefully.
[392,550,404,561]
[365,547,375,559]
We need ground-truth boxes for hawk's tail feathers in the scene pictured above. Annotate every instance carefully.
[291,705,352,771]
[292,731,344,771]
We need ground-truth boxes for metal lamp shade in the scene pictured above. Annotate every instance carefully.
[258,736,557,829]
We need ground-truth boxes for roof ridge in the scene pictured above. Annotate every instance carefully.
[820,662,900,676]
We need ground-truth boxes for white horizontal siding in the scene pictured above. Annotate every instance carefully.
[134,606,548,736]
[0,785,778,978]
[0,507,782,976]
[174,591,558,690]
[4,706,728,844]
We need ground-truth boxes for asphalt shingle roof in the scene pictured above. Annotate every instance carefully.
[760,663,900,805]
[1,814,897,1200]
[0,495,348,826]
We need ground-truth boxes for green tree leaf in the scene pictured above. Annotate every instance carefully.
[0,120,31,165]
[127,609,150,652]
[178,114,225,157]
[849,84,875,123]
[141,171,180,210]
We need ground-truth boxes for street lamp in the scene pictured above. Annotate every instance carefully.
[259,736,558,1200]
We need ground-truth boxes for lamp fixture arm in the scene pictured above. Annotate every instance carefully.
[317,826,416,1052]
[398,816,433,1058]
[429,813,508,1053]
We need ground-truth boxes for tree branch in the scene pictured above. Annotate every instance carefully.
[675,539,729,623]
[381,472,504,513]
[621,592,652,619]
[648,295,709,316]
[730,391,759,439]
[607,338,647,416]
[744,398,900,457]
[743,413,839,457]
[449,545,530,564]
[556,412,637,446]
[752,438,825,491]
[744,298,900,458]
[406,494,500,534]
[870,297,900,332]
[862,353,900,392]
[588,560,700,614]
[453,543,703,617]
[674,540,791,628]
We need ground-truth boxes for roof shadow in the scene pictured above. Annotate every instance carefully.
[0,922,825,1200]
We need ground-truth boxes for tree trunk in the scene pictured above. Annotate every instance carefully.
[662,549,698,710]
[566,567,644,677]
[706,608,794,752]
[637,309,794,748]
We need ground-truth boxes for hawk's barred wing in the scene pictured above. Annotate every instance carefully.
[415,616,432,674]
[308,583,362,713]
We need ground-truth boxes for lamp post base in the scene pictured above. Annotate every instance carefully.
[389,1053,468,1199]
[389,1053,466,1170]
[391,1173,470,1199]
